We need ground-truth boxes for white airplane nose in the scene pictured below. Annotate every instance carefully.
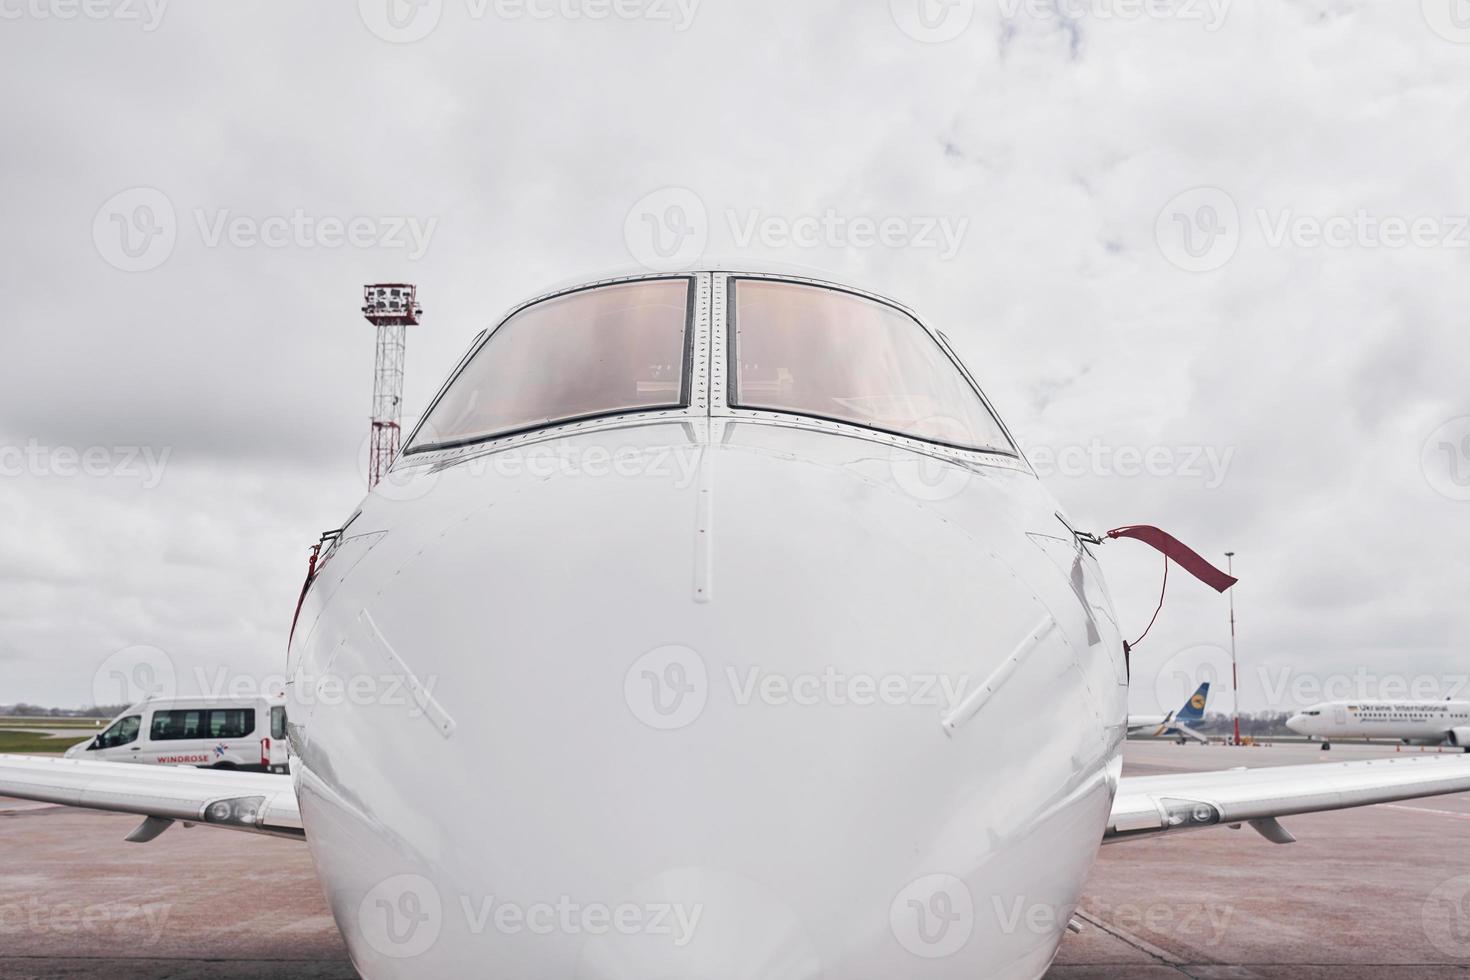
[290,425,1123,979]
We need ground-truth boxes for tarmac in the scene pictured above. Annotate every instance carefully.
[1,739,1467,979]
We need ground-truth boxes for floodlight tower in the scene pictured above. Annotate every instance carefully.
[361,284,423,489]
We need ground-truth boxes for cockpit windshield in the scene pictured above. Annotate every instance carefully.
[406,278,691,452]
[730,279,1012,453]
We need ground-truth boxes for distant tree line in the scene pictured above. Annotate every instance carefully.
[1193,711,1296,736]
[0,703,127,718]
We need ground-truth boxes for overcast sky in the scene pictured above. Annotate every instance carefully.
[1,0,1467,713]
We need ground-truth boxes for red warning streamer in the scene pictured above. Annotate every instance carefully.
[1105,525,1238,594]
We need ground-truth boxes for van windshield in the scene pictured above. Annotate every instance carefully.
[93,715,140,749]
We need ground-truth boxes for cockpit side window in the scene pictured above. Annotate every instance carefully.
[406,278,692,453]
[729,279,1013,453]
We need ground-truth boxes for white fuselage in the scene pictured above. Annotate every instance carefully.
[1287,701,1470,745]
[283,271,1131,978]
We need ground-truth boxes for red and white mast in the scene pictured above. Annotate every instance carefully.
[361,284,422,489]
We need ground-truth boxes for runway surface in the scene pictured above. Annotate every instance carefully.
[2,740,1467,978]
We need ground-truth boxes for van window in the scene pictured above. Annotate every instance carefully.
[151,710,205,741]
[207,709,255,739]
[92,715,141,749]
[271,705,287,740]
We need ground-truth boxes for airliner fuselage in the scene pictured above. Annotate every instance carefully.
[1288,700,1470,749]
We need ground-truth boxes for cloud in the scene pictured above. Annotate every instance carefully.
[0,0,1466,705]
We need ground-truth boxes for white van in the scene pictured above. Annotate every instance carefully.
[65,695,290,773]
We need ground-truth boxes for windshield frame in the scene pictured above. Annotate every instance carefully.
[402,274,698,456]
[724,276,1019,458]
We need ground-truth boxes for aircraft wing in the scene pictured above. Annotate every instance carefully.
[0,754,302,843]
[1106,754,1470,845]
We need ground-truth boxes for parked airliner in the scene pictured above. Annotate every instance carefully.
[1288,699,1470,751]
[1128,682,1210,744]
[5,271,1470,979]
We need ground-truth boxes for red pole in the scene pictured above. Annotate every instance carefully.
[1227,552,1240,745]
